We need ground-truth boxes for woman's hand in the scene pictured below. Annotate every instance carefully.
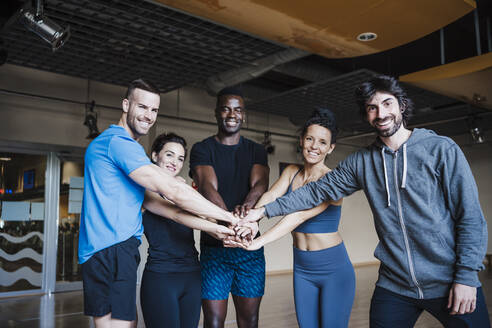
[209,225,235,241]
[244,238,263,251]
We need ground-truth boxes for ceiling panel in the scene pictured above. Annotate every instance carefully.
[247,69,484,138]
[1,0,286,92]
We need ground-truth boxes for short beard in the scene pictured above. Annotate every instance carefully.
[375,114,403,137]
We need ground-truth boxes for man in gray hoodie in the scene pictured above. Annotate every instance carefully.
[243,75,490,327]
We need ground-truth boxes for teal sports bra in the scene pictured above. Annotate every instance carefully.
[287,169,342,233]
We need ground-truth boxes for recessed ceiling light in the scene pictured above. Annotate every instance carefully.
[357,32,377,42]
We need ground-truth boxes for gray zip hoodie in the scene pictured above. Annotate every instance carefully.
[265,128,487,299]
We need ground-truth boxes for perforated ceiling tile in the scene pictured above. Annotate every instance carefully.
[2,0,286,92]
[248,70,464,137]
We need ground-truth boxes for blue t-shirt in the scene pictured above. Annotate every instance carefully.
[78,125,151,264]
[189,136,268,247]
[143,211,200,273]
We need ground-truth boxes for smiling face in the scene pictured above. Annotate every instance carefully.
[152,142,185,177]
[300,124,335,165]
[122,88,160,139]
[215,95,244,135]
[365,91,403,138]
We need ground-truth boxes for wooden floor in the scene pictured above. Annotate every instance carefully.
[1,265,491,327]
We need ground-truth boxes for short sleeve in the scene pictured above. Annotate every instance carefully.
[108,135,151,175]
[253,142,268,166]
[189,141,212,169]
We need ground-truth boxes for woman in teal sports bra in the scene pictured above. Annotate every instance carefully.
[227,108,355,328]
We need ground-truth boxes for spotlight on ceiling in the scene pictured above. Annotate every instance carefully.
[84,101,100,139]
[470,127,485,144]
[468,116,485,144]
[263,131,275,155]
[18,0,70,51]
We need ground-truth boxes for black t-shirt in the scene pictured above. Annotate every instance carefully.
[142,210,200,273]
[189,136,268,247]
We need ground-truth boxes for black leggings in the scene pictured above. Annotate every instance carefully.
[140,269,202,328]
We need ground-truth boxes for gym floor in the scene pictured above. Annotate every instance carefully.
[1,265,491,327]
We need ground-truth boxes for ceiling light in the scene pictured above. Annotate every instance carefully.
[468,115,485,144]
[262,131,275,154]
[470,127,485,144]
[357,32,377,42]
[0,157,12,161]
[84,101,100,139]
[18,0,70,51]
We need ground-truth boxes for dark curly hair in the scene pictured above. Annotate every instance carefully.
[300,108,338,144]
[355,75,414,126]
[150,132,187,163]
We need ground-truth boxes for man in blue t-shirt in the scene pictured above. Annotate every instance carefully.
[80,79,238,328]
[189,87,269,328]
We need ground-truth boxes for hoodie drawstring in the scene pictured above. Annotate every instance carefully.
[401,143,407,189]
[381,148,391,207]
[382,144,407,207]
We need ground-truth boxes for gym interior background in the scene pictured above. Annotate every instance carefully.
[0,0,491,326]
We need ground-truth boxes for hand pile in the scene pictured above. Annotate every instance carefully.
[216,205,264,251]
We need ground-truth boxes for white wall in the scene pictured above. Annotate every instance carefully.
[455,137,492,254]
[1,64,490,277]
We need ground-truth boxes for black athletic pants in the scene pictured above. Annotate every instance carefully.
[140,269,201,328]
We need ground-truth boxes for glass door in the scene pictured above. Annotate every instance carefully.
[0,153,47,295]
[55,159,84,291]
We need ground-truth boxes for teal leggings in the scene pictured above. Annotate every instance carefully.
[293,243,356,328]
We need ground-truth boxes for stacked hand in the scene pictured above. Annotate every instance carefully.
[214,206,266,250]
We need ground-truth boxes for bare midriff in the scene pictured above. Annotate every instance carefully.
[293,231,342,251]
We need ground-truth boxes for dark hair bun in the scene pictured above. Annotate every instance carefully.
[310,108,335,120]
[300,108,338,144]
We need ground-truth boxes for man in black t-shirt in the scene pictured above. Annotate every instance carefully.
[190,87,269,328]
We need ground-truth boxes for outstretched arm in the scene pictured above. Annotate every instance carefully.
[192,165,228,211]
[254,164,299,209]
[226,202,330,250]
[144,191,235,240]
[234,164,269,217]
[131,164,237,224]
[244,157,360,222]
[236,164,298,223]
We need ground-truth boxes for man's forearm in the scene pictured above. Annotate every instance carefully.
[131,165,235,224]
[162,182,235,224]
[198,185,228,211]
[242,182,268,208]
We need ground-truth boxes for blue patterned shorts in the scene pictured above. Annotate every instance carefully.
[200,246,266,300]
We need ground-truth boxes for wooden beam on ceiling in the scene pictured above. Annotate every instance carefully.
[154,0,475,58]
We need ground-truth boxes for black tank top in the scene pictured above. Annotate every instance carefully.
[142,211,200,273]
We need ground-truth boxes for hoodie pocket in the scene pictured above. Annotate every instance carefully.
[434,232,455,255]
[411,232,455,286]
[374,232,414,287]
